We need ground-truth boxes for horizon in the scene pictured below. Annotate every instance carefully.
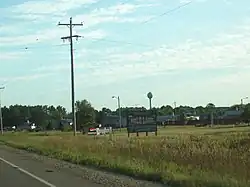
[1,100,249,112]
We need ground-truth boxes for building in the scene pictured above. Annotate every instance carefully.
[220,110,243,120]
[50,118,72,130]
[101,115,127,128]
[16,120,36,131]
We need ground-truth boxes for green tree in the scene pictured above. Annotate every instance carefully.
[95,110,102,124]
[206,103,215,109]
[75,99,96,130]
[46,121,53,130]
[195,106,205,115]
[158,105,173,115]
[229,104,241,111]
[56,105,67,119]
[29,105,48,126]
[242,103,250,120]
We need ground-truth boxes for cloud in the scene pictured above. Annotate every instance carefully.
[0,51,30,61]
[0,1,156,46]
[72,2,157,29]
[0,28,108,47]
[8,0,98,17]
[82,29,107,39]
[90,3,155,16]
[208,70,250,86]
[0,73,54,84]
[73,22,250,86]
[1,0,249,89]
[27,20,250,88]
[180,0,207,3]
[3,0,156,24]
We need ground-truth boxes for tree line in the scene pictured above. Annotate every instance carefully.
[1,99,250,130]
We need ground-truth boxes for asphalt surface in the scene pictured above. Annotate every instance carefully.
[0,160,48,187]
[0,146,104,187]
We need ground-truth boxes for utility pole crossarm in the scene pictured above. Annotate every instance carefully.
[72,23,84,26]
[58,23,70,26]
[61,35,82,40]
[58,22,83,26]
[58,23,84,26]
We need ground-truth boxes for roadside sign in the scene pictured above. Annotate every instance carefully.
[126,108,157,137]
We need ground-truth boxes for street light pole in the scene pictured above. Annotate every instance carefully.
[0,86,5,135]
[241,97,248,109]
[112,96,122,131]
[173,101,177,116]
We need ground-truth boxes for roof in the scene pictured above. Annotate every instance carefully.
[223,110,243,117]
[157,115,178,121]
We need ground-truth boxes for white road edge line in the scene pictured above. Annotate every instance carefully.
[0,157,56,187]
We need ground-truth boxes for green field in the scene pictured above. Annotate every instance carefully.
[1,125,250,187]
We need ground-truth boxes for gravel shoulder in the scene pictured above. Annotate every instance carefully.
[0,145,166,187]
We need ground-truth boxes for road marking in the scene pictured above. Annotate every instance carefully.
[0,157,56,187]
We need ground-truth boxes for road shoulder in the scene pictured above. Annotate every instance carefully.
[0,145,165,187]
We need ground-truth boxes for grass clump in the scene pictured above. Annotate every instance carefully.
[0,126,250,187]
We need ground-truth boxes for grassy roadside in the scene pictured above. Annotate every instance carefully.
[0,127,250,187]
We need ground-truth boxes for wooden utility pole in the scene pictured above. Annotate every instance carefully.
[0,86,4,135]
[58,17,83,136]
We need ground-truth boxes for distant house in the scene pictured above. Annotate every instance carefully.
[102,115,127,128]
[50,118,72,130]
[199,114,209,121]
[156,115,183,125]
[156,115,175,122]
[16,120,36,131]
[221,110,243,120]
[60,119,73,126]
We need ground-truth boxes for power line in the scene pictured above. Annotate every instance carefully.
[0,44,69,51]
[23,44,69,50]
[1,37,162,52]
[2,0,175,52]
[141,1,193,24]
[88,38,154,47]
[87,37,169,50]
[58,17,83,137]
[118,0,131,5]
[1,1,193,56]
[86,1,193,46]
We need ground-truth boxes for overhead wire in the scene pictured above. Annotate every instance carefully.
[1,0,193,55]
[141,1,193,24]
[0,0,133,52]
[1,1,193,58]
[1,0,194,95]
[84,1,194,46]
[0,0,146,90]
[79,1,194,78]
[0,44,70,51]
[86,37,169,50]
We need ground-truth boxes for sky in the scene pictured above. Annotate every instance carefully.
[0,0,250,111]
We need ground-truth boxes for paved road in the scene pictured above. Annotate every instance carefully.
[0,146,104,187]
[0,159,49,187]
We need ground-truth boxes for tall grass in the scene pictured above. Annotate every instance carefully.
[1,129,250,187]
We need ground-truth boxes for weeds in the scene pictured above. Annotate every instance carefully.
[0,128,250,187]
